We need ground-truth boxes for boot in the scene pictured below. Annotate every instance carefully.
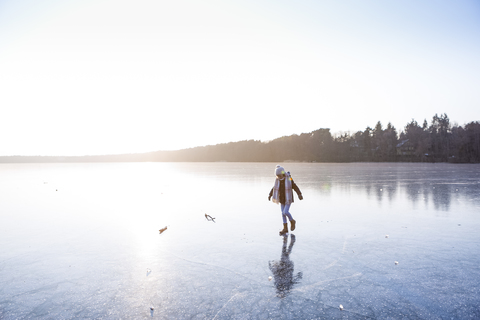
[279,223,288,236]
[290,219,296,231]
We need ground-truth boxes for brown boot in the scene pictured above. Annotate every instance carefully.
[290,219,296,231]
[279,223,288,236]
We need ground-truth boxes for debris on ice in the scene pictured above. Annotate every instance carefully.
[205,214,216,222]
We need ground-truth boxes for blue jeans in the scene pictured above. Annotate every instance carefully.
[280,203,294,224]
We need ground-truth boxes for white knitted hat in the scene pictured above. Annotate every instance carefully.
[275,165,285,176]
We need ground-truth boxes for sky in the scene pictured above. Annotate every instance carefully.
[1,0,479,156]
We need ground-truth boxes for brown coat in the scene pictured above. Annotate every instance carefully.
[269,178,302,204]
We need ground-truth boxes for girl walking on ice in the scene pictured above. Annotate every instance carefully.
[268,165,303,236]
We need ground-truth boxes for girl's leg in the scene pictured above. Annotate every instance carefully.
[279,204,289,236]
[280,204,287,223]
[282,203,294,222]
[283,203,296,231]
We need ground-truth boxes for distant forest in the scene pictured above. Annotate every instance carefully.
[2,113,480,163]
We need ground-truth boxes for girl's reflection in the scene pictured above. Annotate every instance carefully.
[269,234,303,298]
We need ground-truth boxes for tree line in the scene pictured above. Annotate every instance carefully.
[1,113,479,163]
[150,113,479,163]
[342,113,480,163]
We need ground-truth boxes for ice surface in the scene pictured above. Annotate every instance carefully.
[1,162,480,319]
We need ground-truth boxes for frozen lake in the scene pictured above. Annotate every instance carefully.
[1,162,479,319]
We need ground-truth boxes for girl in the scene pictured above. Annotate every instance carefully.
[268,165,303,236]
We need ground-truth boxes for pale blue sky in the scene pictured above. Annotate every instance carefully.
[1,0,479,156]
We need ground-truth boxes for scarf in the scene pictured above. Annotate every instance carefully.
[272,172,293,205]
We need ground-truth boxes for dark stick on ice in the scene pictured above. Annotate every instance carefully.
[205,214,215,222]
[159,226,167,234]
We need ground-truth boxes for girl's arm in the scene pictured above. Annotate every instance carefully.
[292,181,303,200]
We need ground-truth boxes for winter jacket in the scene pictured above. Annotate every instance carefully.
[269,179,302,204]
